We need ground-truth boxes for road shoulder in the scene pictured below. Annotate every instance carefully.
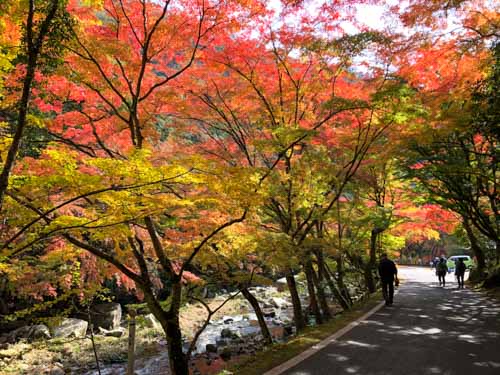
[223,293,384,375]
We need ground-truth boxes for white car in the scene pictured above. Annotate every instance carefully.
[447,255,473,273]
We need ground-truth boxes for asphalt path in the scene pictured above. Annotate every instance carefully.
[278,266,500,375]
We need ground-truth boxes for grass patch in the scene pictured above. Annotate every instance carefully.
[223,292,382,375]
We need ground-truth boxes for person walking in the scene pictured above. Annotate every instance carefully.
[455,258,467,288]
[378,253,398,306]
[436,257,448,287]
[432,257,439,269]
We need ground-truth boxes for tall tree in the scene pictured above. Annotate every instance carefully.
[1,1,266,374]
[0,0,72,211]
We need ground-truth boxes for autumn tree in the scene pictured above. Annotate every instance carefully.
[1,1,267,374]
[0,0,73,211]
[177,0,428,325]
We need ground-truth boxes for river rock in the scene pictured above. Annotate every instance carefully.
[216,338,228,347]
[28,324,51,342]
[276,276,287,284]
[262,309,276,318]
[270,326,285,339]
[52,318,88,338]
[98,326,126,337]
[90,303,121,330]
[232,315,244,323]
[144,313,162,331]
[284,324,294,336]
[262,301,275,309]
[49,363,65,375]
[271,297,289,309]
[3,326,31,343]
[1,324,51,344]
[205,343,217,353]
[220,328,238,339]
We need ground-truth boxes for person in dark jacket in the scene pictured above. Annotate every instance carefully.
[455,258,467,289]
[436,257,448,286]
[378,253,398,306]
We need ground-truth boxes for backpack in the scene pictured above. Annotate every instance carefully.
[437,262,448,273]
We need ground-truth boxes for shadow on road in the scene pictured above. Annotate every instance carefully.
[284,269,500,375]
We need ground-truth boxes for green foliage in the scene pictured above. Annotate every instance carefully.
[18,0,74,72]
[309,31,391,58]
[470,42,500,138]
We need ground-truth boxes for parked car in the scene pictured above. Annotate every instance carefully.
[447,255,474,273]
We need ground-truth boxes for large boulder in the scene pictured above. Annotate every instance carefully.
[2,326,31,343]
[28,325,51,342]
[52,318,88,339]
[90,302,122,330]
[1,324,51,344]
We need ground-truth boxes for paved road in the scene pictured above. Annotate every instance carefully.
[280,266,500,375]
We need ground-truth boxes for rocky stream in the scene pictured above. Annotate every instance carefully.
[0,280,365,374]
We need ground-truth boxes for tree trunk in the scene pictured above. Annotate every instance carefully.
[0,277,9,315]
[364,264,376,294]
[285,271,306,332]
[145,283,189,375]
[463,218,486,273]
[241,287,273,345]
[323,263,351,310]
[314,249,335,317]
[165,317,189,375]
[304,260,322,325]
[310,261,331,320]
[0,0,59,211]
[365,228,380,293]
[335,255,353,305]
[0,55,37,211]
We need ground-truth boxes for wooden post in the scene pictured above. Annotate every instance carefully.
[127,309,137,375]
[88,305,102,375]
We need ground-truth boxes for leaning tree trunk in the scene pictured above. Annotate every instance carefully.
[304,260,323,325]
[285,270,306,332]
[318,259,352,310]
[311,269,331,320]
[463,218,486,274]
[335,255,353,306]
[241,287,273,345]
[313,247,332,320]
